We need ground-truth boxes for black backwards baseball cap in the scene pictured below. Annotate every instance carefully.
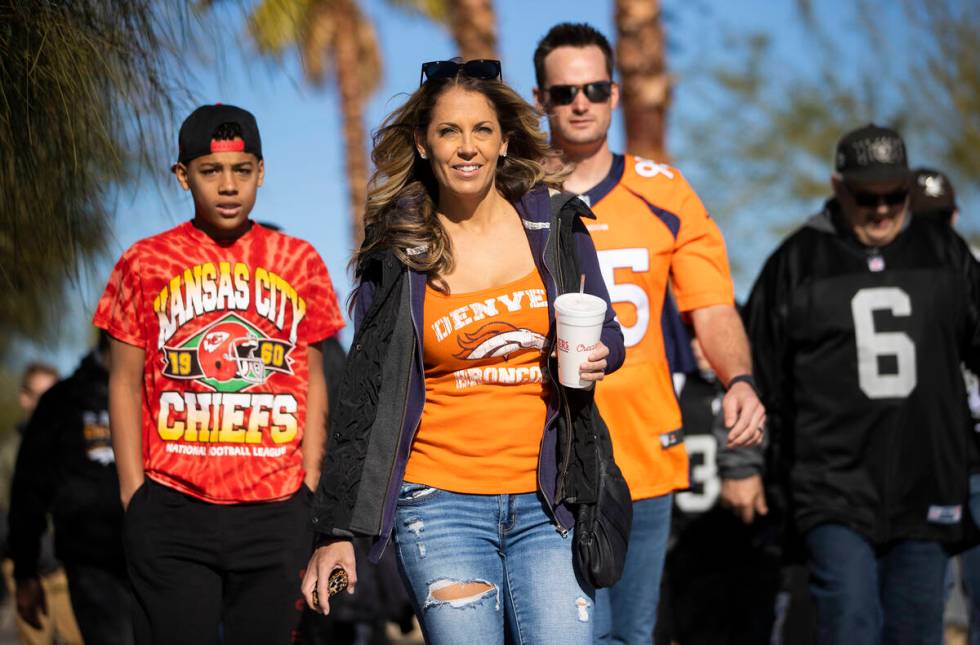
[910,168,958,220]
[175,103,262,167]
[834,123,910,186]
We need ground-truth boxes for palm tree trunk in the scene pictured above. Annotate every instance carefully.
[333,3,369,248]
[615,0,671,160]
[448,0,497,60]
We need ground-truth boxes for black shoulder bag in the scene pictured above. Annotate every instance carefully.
[548,190,633,589]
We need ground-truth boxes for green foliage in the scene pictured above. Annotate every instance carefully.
[0,1,192,360]
[386,0,450,25]
[678,0,978,274]
[244,0,381,93]
[0,368,21,437]
[0,367,23,505]
[903,1,980,185]
[248,0,315,53]
[683,11,899,215]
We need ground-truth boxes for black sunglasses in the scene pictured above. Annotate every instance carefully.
[851,188,909,208]
[546,81,613,106]
[419,59,502,86]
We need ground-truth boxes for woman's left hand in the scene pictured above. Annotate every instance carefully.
[578,341,609,383]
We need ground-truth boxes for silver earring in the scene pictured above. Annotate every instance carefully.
[419,151,427,159]
[501,151,507,158]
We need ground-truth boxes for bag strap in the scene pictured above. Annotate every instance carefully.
[548,189,597,221]
[548,188,581,217]
[547,190,598,295]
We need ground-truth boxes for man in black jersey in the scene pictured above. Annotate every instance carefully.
[909,168,980,642]
[910,168,961,227]
[730,125,980,645]
[655,334,784,645]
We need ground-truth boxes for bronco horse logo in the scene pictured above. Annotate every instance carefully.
[454,321,546,361]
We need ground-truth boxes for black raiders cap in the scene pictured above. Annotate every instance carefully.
[176,103,262,166]
[834,123,910,186]
[910,167,957,219]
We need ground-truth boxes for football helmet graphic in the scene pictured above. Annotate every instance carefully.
[198,321,266,384]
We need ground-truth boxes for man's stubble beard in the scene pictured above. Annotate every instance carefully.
[549,119,609,156]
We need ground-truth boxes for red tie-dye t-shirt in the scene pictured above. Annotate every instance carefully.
[93,221,345,503]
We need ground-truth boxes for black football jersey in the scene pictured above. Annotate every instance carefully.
[657,371,785,645]
[744,201,980,544]
[673,372,724,525]
[968,368,980,433]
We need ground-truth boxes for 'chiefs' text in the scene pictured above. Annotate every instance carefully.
[157,392,298,444]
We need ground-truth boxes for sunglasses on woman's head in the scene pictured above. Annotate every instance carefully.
[546,81,613,106]
[419,59,502,86]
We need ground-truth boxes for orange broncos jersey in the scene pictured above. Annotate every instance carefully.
[583,154,734,500]
[405,270,549,494]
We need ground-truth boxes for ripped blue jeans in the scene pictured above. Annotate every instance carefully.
[393,483,594,645]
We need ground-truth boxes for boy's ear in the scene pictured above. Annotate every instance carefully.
[172,162,191,191]
[257,159,265,188]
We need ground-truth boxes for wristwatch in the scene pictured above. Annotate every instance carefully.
[726,373,759,395]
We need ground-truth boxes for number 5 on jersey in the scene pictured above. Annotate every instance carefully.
[597,248,649,348]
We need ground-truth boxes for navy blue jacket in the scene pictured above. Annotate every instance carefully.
[312,186,625,560]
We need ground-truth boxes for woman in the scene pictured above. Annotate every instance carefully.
[303,58,625,644]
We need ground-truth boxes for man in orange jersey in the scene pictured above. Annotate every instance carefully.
[533,23,766,643]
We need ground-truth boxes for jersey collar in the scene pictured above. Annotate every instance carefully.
[821,198,913,250]
[581,153,625,207]
[184,219,261,248]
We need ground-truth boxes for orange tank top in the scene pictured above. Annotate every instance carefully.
[404,269,550,494]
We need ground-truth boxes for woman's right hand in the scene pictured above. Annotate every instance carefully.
[301,539,357,615]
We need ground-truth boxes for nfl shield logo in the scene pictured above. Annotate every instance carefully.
[868,255,885,272]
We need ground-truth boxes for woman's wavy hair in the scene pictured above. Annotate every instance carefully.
[352,72,565,297]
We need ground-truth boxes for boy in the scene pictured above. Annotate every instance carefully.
[94,104,344,644]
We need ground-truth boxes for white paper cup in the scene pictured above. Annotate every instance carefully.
[554,292,607,389]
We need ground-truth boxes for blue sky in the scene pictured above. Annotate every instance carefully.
[31,0,971,372]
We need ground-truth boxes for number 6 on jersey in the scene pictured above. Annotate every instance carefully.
[851,287,917,399]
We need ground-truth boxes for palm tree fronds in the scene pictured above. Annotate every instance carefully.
[353,4,382,95]
[386,0,450,25]
[248,0,313,55]
[301,1,341,85]
[0,0,193,359]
